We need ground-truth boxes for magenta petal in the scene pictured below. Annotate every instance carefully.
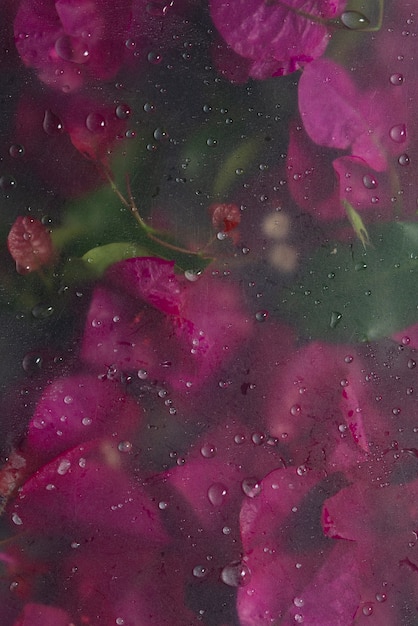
[280,542,361,626]
[14,603,73,626]
[299,58,365,151]
[210,0,344,78]
[106,257,183,316]
[25,374,139,463]
[11,443,168,543]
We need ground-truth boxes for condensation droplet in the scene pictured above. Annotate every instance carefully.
[9,144,25,158]
[255,310,269,322]
[200,444,216,458]
[398,153,410,166]
[340,10,370,30]
[220,561,251,587]
[241,477,262,498]
[115,103,131,119]
[86,112,106,132]
[118,441,132,453]
[43,109,64,135]
[207,483,228,506]
[389,123,407,143]
[193,565,208,579]
[362,174,377,189]
[390,73,404,85]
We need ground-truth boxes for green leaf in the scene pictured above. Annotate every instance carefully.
[279,222,418,343]
[82,242,150,277]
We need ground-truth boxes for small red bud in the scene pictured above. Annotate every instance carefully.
[7,216,55,274]
[209,202,241,234]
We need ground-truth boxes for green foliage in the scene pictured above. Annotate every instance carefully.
[280,222,418,343]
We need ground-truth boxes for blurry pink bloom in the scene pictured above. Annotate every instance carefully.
[7,217,55,274]
[10,440,168,543]
[237,466,358,625]
[266,342,377,470]
[299,58,407,171]
[23,374,140,465]
[210,0,346,80]
[287,120,393,221]
[14,0,132,92]
[81,258,250,390]
[14,603,74,626]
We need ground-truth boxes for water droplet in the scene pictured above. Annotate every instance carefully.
[11,513,23,526]
[200,444,216,458]
[293,597,305,608]
[340,10,370,30]
[290,404,301,416]
[138,369,148,380]
[362,174,377,189]
[330,311,342,328]
[9,144,25,158]
[147,51,162,64]
[57,459,71,475]
[390,73,404,85]
[153,127,169,142]
[115,103,131,119]
[0,175,17,191]
[193,564,208,579]
[43,109,64,135]
[207,483,228,506]
[86,112,106,132]
[81,417,92,426]
[398,153,410,166]
[296,464,308,476]
[362,604,373,616]
[116,618,125,626]
[206,137,217,147]
[408,359,416,369]
[375,592,387,602]
[118,441,132,453]
[22,352,43,375]
[389,124,407,143]
[143,102,156,113]
[31,303,54,319]
[55,35,89,63]
[241,477,262,498]
[220,561,251,587]
[255,310,269,322]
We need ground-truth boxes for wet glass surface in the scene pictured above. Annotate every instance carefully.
[0,0,418,624]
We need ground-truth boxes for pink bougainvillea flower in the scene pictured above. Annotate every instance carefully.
[7,217,55,274]
[237,466,359,625]
[14,0,132,92]
[10,440,168,543]
[13,603,74,626]
[81,257,250,390]
[321,476,418,624]
[209,0,346,80]
[298,58,407,172]
[23,374,140,465]
[287,119,394,220]
[265,341,382,471]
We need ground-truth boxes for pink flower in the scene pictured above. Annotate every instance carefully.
[23,374,140,465]
[13,603,74,626]
[14,0,132,92]
[7,217,55,274]
[81,257,250,391]
[298,58,407,172]
[287,119,394,221]
[237,466,359,625]
[209,0,346,80]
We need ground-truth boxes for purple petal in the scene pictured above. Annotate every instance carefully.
[106,257,183,316]
[210,0,344,78]
[299,58,365,151]
[25,374,140,464]
[14,603,73,626]
[11,442,168,543]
